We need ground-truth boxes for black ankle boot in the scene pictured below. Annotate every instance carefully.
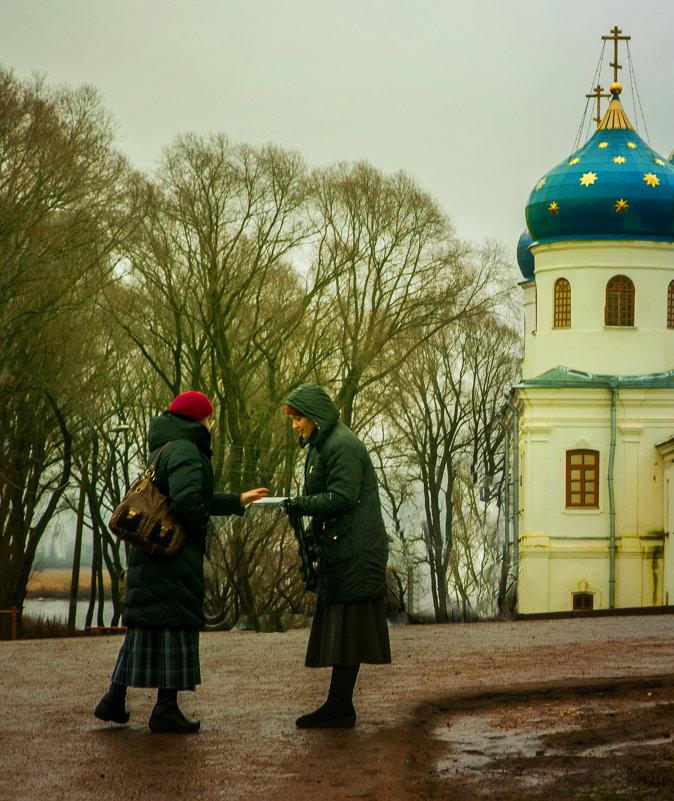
[295,700,356,728]
[149,688,200,733]
[94,683,130,724]
[296,664,360,729]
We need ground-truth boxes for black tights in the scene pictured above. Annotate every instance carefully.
[156,687,178,704]
[109,684,179,706]
[328,664,360,706]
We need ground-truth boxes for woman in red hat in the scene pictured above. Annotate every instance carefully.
[95,391,268,732]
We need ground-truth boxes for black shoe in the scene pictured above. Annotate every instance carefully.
[94,690,130,724]
[148,704,200,733]
[295,701,356,729]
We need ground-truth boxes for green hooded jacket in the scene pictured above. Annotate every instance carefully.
[285,384,388,605]
[123,411,244,630]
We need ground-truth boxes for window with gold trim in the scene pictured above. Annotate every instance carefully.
[668,280,674,329]
[605,275,634,326]
[566,449,599,508]
[553,278,571,328]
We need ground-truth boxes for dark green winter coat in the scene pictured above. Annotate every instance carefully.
[286,384,388,605]
[123,412,244,630]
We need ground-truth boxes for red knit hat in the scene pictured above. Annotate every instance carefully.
[170,391,214,421]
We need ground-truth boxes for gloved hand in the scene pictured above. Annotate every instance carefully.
[282,497,301,516]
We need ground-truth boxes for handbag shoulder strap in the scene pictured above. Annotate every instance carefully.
[144,441,173,480]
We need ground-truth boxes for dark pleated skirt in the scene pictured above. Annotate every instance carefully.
[111,627,201,689]
[305,596,391,667]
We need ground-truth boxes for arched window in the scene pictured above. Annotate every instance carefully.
[605,275,634,327]
[668,280,674,329]
[566,450,599,508]
[553,278,571,328]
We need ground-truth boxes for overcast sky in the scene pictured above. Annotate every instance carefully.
[1,1,673,257]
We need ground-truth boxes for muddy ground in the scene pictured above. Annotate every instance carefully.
[2,615,674,801]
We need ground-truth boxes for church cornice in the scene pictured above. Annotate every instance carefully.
[519,366,674,389]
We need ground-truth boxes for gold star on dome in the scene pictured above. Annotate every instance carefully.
[580,172,598,186]
[627,142,637,149]
[656,159,665,166]
[613,156,626,164]
[615,198,629,213]
[598,142,608,149]
[568,158,580,165]
[548,201,559,215]
[643,173,660,187]
[535,177,547,191]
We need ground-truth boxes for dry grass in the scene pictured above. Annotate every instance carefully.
[20,614,79,639]
[26,568,112,599]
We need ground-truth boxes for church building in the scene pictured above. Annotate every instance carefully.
[511,27,674,615]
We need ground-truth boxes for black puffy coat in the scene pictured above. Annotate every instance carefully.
[123,412,243,630]
[286,384,388,605]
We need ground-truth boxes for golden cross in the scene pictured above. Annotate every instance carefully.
[602,25,631,84]
[586,84,611,128]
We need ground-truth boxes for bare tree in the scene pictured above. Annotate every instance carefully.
[369,436,425,618]
[383,304,520,623]
[388,326,472,622]
[0,69,139,633]
[306,162,509,431]
[112,135,342,494]
[461,313,521,616]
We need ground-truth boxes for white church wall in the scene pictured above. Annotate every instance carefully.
[515,386,674,613]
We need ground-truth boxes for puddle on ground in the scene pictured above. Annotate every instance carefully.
[433,697,667,782]
[435,708,565,775]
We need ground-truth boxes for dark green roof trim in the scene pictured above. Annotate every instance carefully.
[517,365,674,389]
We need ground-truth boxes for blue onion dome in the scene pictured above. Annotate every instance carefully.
[526,83,674,244]
[517,228,535,279]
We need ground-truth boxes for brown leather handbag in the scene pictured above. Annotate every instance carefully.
[108,442,186,558]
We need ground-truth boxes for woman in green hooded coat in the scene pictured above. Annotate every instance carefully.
[283,383,391,728]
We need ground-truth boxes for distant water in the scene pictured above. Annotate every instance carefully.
[23,598,114,629]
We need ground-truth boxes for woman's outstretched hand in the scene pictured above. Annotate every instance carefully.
[240,487,270,507]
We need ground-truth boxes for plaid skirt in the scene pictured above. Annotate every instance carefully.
[111,627,201,689]
[305,596,391,667]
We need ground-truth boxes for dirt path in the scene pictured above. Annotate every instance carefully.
[2,615,674,800]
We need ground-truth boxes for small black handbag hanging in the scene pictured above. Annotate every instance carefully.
[108,442,186,558]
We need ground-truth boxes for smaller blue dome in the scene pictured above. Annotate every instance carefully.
[517,229,535,279]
